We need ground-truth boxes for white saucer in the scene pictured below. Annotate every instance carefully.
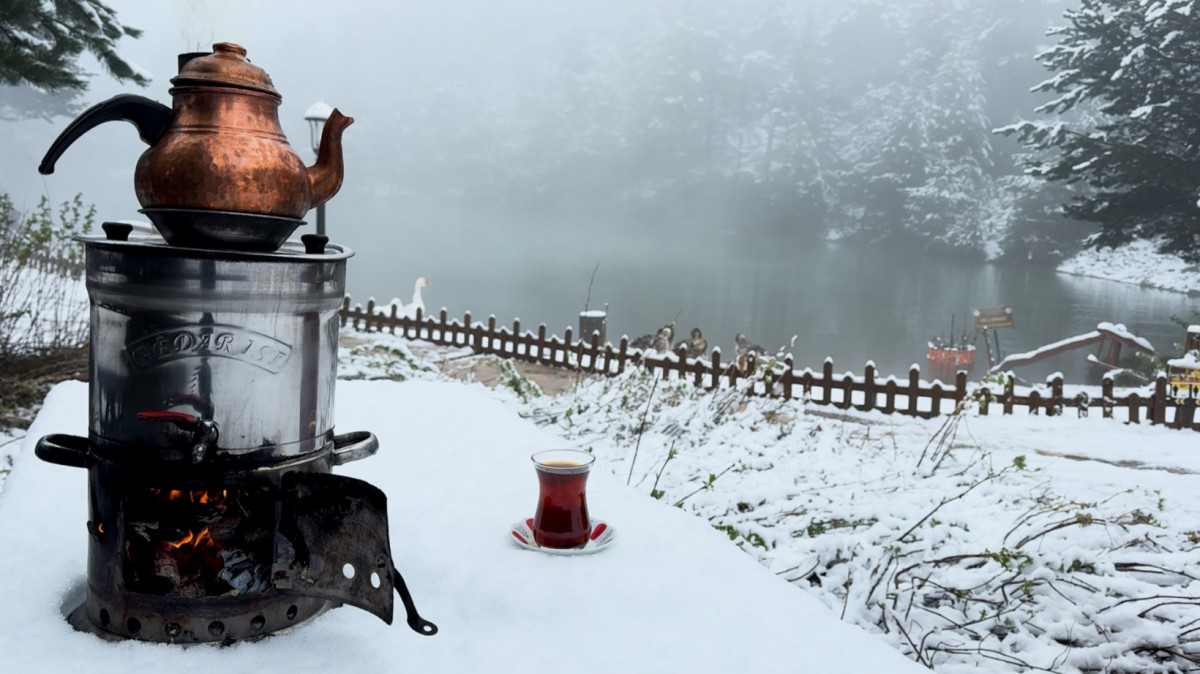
[509,517,616,555]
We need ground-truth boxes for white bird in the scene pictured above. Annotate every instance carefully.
[391,276,429,318]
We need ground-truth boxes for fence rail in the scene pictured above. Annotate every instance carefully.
[340,297,1199,431]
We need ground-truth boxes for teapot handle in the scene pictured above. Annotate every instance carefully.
[38,94,172,175]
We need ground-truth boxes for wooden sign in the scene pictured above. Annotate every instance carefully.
[972,306,1014,330]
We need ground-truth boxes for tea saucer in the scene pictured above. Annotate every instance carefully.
[509,517,616,556]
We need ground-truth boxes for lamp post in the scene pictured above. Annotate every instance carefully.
[304,100,333,237]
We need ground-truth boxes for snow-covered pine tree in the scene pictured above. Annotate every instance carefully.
[998,0,1200,262]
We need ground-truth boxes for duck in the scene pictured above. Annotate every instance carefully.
[631,324,674,353]
[734,332,768,373]
[735,332,767,358]
[390,276,429,319]
[675,327,708,358]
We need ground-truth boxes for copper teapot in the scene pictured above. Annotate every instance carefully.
[38,42,352,223]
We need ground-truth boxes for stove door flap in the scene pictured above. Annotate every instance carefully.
[274,471,395,623]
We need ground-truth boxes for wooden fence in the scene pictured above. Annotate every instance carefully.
[340,297,1199,431]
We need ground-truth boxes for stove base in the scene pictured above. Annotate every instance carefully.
[66,596,336,645]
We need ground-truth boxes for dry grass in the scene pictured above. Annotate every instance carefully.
[0,346,87,429]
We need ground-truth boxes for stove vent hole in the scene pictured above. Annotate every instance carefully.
[208,621,225,638]
[342,563,356,580]
[286,605,298,620]
[98,609,110,626]
[126,617,141,634]
[165,622,181,639]
[250,615,266,631]
[370,572,381,589]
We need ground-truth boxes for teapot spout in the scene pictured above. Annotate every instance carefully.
[307,109,354,209]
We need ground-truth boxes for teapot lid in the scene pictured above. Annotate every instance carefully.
[171,42,280,98]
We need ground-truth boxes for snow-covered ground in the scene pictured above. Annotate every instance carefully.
[1059,238,1200,295]
[2,326,1198,672]
[339,332,1200,673]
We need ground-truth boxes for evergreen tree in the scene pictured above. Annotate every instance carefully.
[0,0,147,120]
[998,0,1200,261]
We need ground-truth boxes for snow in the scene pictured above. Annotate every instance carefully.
[303,100,334,122]
[0,378,926,673]
[1057,237,1200,294]
[5,331,1198,672]
[988,322,1152,373]
[1096,321,1155,352]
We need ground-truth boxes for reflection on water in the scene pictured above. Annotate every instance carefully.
[343,215,1195,382]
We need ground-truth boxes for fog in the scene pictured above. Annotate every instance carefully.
[8,0,1180,380]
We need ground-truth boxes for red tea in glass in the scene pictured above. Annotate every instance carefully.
[531,449,595,549]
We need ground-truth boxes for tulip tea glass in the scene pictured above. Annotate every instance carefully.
[531,449,595,549]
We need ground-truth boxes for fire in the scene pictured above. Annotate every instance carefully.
[165,526,213,551]
[166,530,194,549]
[149,487,230,504]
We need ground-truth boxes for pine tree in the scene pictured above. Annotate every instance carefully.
[998,0,1200,262]
[0,0,147,120]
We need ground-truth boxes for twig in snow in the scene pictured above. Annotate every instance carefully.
[895,468,1007,543]
[626,373,659,485]
[673,463,735,508]
[647,442,676,500]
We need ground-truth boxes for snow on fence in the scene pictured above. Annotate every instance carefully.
[340,298,1199,431]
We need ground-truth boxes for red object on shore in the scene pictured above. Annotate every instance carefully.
[927,343,975,380]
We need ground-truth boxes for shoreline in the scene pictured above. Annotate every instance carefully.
[1055,239,1200,297]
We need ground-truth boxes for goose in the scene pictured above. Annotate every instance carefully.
[631,324,674,353]
[675,327,708,358]
[391,276,429,318]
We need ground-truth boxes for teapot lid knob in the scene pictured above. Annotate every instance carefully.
[171,41,280,99]
[212,42,246,57]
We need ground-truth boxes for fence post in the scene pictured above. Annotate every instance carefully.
[1153,376,1168,425]
[618,337,629,374]
[782,356,794,401]
[823,360,835,406]
[862,363,876,411]
[1128,393,1141,424]
[340,296,351,326]
[486,316,497,355]
[907,366,920,416]
[929,382,942,418]
[365,298,376,332]
[955,371,968,408]
[839,373,853,409]
[882,378,897,414]
[1049,374,1064,416]
[1102,375,1114,419]
[710,350,722,390]
[590,330,601,373]
[1003,374,1015,415]
[1028,391,1041,415]
[537,325,547,364]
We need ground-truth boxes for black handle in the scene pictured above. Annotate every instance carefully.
[35,434,91,468]
[39,93,172,175]
[393,564,438,636]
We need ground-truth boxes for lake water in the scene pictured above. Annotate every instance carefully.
[336,213,1195,384]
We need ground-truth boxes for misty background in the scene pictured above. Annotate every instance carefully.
[1,0,1191,380]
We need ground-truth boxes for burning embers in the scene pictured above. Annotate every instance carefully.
[125,486,273,599]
